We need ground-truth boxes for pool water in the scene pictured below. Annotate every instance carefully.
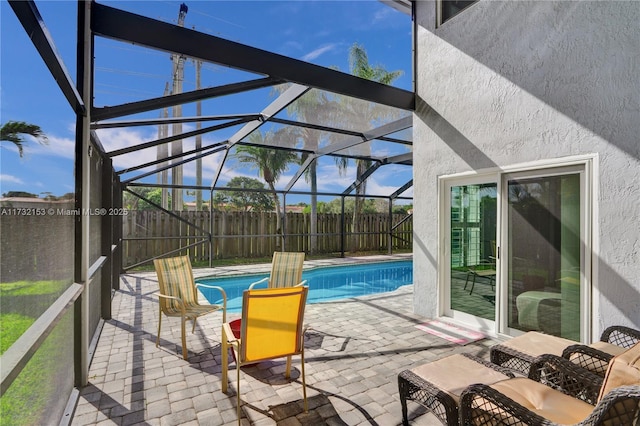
[196,260,413,312]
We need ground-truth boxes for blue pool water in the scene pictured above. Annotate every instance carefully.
[196,260,413,312]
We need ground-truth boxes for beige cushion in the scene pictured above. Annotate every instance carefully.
[490,377,593,424]
[501,331,574,357]
[410,354,511,403]
[598,342,640,401]
[568,341,629,373]
[588,341,627,356]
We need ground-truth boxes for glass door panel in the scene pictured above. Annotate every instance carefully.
[505,173,581,340]
[449,183,497,322]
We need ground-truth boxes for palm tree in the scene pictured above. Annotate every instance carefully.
[274,85,335,254]
[0,121,48,157]
[233,130,299,243]
[334,43,404,251]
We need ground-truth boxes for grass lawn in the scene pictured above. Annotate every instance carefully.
[0,280,73,426]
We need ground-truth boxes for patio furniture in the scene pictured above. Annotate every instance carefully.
[153,256,227,360]
[398,353,515,426]
[464,261,496,295]
[221,286,309,425]
[248,251,307,289]
[491,326,640,377]
[515,290,562,331]
[460,342,640,425]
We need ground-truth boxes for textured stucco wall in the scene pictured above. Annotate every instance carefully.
[413,0,640,335]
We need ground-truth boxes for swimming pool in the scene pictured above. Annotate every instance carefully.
[196,260,413,312]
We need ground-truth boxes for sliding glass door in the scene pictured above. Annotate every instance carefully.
[502,167,585,340]
[445,179,497,328]
[443,162,590,340]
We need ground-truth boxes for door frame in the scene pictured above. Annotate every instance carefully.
[438,155,597,341]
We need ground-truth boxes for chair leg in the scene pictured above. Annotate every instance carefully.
[221,326,229,393]
[236,365,241,425]
[181,316,188,360]
[285,355,292,378]
[400,395,409,426]
[398,374,411,426]
[191,317,197,333]
[156,307,162,348]
[469,274,477,295]
[464,272,471,290]
[300,351,308,412]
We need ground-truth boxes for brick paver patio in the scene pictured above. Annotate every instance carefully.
[71,255,501,425]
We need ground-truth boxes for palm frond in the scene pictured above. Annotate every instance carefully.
[1,120,48,157]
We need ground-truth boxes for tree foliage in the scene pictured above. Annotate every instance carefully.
[332,43,404,250]
[214,177,274,212]
[123,187,171,210]
[392,203,413,214]
[314,198,379,214]
[0,121,48,157]
[233,131,299,229]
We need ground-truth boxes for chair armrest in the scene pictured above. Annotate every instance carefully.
[461,353,516,378]
[195,283,227,302]
[529,353,603,405]
[248,277,269,289]
[153,292,186,314]
[562,344,614,376]
[600,325,640,348]
[195,284,227,321]
[580,385,640,425]
[460,383,550,425]
[294,280,308,287]
[222,322,240,347]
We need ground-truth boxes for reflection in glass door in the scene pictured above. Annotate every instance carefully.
[505,172,582,340]
[449,183,497,322]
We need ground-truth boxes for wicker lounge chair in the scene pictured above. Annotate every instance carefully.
[398,353,515,425]
[221,286,309,425]
[153,255,227,360]
[460,342,640,425]
[490,326,640,376]
[248,251,307,289]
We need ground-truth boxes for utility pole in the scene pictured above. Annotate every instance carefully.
[157,82,170,209]
[170,2,188,211]
[195,58,203,210]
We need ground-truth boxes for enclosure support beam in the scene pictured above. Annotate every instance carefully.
[317,116,412,157]
[91,77,282,121]
[227,83,311,147]
[107,118,252,157]
[8,0,85,114]
[91,2,415,111]
[77,0,93,388]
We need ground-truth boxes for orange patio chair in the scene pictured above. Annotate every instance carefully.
[221,286,309,424]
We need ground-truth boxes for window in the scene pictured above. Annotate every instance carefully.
[440,0,478,24]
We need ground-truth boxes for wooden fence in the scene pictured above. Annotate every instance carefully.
[122,211,412,268]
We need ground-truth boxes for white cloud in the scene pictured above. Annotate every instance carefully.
[0,174,25,185]
[372,7,393,24]
[38,135,75,159]
[302,44,338,62]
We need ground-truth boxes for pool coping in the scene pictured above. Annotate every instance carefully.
[194,253,413,281]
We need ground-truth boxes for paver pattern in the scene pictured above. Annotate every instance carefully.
[71,255,501,425]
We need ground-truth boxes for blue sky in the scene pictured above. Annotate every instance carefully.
[1,1,412,204]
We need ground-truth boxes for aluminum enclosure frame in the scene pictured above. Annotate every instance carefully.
[3,3,416,423]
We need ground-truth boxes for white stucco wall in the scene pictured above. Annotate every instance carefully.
[413,0,640,337]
